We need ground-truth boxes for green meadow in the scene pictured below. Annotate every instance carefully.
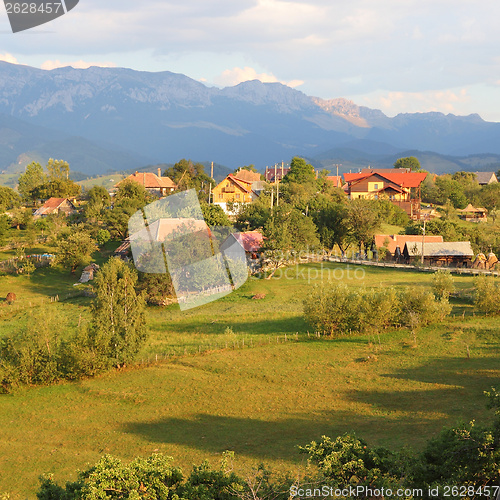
[0,261,499,497]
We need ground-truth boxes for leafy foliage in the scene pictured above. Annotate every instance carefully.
[91,258,147,367]
[53,228,98,273]
[303,284,450,337]
[281,156,315,185]
[474,275,500,315]
[432,270,455,300]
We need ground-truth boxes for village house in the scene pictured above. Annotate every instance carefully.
[117,168,177,197]
[474,171,498,185]
[212,171,262,214]
[402,241,474,267]
[33,197,77,218]
[343,168,427,219]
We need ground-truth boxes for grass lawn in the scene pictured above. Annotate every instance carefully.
[0,262,498,497]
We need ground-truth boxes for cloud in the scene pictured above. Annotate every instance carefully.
[213,66,303,88]
[40,59,117,70]
[359,88,471,116]
[0,53,20,65]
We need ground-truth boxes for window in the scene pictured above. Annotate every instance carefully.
[374,183,379,190]
[219,194,223,199]
[236,193,241,199]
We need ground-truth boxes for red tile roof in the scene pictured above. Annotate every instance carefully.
[344,171,427,188]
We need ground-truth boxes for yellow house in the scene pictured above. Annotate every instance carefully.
[212,173,259,213]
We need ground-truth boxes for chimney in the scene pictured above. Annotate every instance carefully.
[157,168,161,178]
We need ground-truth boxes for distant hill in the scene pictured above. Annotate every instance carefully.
[0,61,500,178]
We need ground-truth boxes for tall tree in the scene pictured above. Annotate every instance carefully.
[282,156,316,185]
[164,158,212,195]
[91,258,147,367]
[348,199,380,254]
[17,162,46,203]
[46,158,70,181]
[0,186,21,211]
[262,204,319,276]
[313,201,352,256]
[84,185,111,220]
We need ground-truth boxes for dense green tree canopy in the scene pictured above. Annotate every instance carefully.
[394,156,422,171]
[282,156,316,184]
[53,228,98,273]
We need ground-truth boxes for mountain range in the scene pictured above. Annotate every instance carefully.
[0,60,500,178]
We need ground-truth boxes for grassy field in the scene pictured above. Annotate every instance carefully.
[0,261,499,497]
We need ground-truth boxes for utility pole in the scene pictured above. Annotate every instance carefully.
[421,216,427,265]
[209,161,214,203]
[276,175,279,207]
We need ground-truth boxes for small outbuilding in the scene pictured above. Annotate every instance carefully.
[457,204,488,222]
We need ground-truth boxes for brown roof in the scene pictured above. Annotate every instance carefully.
[375,234,444,255]
[234,169,261,183]
[458,203,487,213]
[227,174,253,193]
[119,172,177,189]
[474,172,498,185]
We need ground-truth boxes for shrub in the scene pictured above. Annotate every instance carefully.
[298,434,409,489]
[474,275,500,315]
[397,287,451,329]
[432,270,455,300]
[303,283,362,336]
[303,284,448,338]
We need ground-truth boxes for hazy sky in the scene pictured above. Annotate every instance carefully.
[1,0,500,120]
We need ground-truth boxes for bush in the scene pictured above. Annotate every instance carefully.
[298,434,409,489]
[474,275,500,315]
[303,284,448,338]
[303,283,362,336]
[398,287,451,329]
[432,270,455,300]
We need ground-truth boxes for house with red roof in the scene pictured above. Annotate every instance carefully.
[343,168,427,219]
[117,168,177,197]
[33,197,76,218]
